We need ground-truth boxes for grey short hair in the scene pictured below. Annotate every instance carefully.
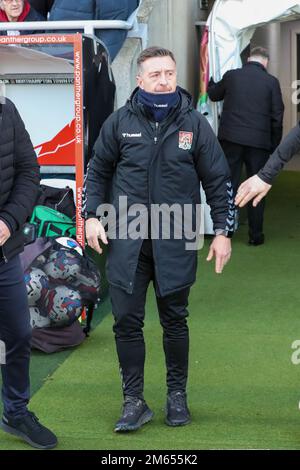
[249,46,269,60]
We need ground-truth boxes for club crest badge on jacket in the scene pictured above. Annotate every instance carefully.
[179,131,193,150]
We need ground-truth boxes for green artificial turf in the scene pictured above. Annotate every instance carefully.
[1,171,300,450]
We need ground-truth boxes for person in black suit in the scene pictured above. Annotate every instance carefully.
[208,47,284,245]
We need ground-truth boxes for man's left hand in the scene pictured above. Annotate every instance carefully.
[0,220,11,246]
[206,235,232,274]
[235,175,271,208]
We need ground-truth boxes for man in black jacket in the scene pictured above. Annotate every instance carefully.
[208,46,284,245]
[85,46,234,432]
[0,97,57,449]
[235,123,300,207]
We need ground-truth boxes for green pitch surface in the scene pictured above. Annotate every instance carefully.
[1,171,300,450]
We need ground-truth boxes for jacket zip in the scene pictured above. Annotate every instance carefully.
[154,121,159,144]
[150,121,160,281]
[149,122,160,205]
[55,190,70,212]
[1,245,8,263]
[147,119,184,285]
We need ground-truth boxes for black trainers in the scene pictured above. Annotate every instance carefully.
[114,396,154,432]
[165,391,191,426]
[0,411,57,449]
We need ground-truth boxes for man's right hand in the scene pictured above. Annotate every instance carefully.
[235,175,272,208]
[85,218,108,254]
[0,219,11,246]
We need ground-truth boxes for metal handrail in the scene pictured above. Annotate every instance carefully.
[0,19,134,35]
[0,1,147,47]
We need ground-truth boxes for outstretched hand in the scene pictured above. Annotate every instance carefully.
[235,175,271,208]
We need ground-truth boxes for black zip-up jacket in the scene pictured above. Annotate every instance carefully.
[85,87,234,296]
[258,122,300,184]
[208,62,284,152]
[0,98,40,261]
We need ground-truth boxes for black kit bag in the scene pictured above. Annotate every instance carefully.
[35,184,76,220]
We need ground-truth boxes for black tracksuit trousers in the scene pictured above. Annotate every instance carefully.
[110,239,190,398]
[220,140,270,241]
[0,255,31,418]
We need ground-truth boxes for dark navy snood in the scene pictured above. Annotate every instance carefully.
[138,88,180,122]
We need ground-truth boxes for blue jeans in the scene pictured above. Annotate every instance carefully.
[0,255,31,418]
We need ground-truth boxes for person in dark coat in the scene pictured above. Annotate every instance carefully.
[28,0,54,18]
[208,46,284,245]
[235,122,300,208]
[85,46,234,432]
[0,0,44,35]
[49,0,139,61]
[0,97,57,449]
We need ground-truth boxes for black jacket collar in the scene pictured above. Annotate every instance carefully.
[244,61,267,72]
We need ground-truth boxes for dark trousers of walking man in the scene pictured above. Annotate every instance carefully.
[0,254,31,417]
[0,97,57,449]
[221,140,269,243]
[111,240,190,399]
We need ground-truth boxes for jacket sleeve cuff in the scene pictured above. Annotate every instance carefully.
[214,228,234,238]
[85,212,97,220]
[0,214,15,234]
[257,170,273,185]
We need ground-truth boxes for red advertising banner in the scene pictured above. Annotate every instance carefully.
[0,34,85,246]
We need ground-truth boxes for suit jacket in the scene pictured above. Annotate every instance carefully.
[208,61,284,152]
